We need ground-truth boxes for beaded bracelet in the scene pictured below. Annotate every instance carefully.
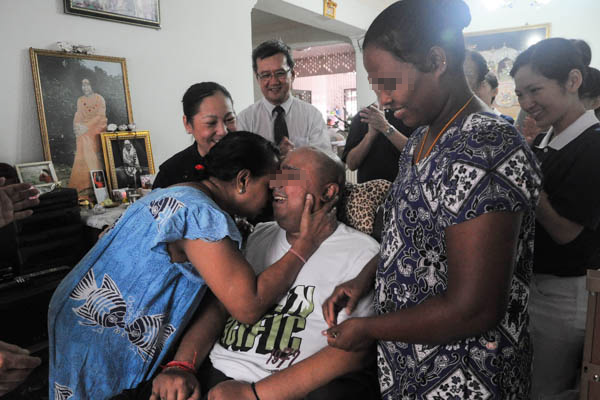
[251,382,261,400]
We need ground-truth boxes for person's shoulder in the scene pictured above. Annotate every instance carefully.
[246,221,280,249]
[461,112,519,139]
[250,221,279,237]
[331,222,379,250]
[239,100,264,115]
[292,96,321,115]
[159,144,197,170]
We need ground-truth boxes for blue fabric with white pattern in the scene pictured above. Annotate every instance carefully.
[376,112,542,399]
[48,186,241,400]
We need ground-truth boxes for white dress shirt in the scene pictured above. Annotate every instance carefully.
[237,96,332,153]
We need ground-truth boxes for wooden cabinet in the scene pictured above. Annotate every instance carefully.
[580,269,600,399]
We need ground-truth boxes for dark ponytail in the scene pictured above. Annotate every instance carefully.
[363,0,471,72]
[196,131,279,182]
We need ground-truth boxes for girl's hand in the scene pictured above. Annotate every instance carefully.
[322,318,374,352]
[322,276,370,328]
[297,194,338,250]
[150,369,200,400]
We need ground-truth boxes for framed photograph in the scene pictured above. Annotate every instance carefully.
[30,48,133,196]
[101,131,155,191]
[323,0,337,19]
[465,23,551,118]
[15,161,59,194]
[90,169,109,203]
[64,0,160,28]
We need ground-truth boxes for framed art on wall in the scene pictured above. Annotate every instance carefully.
[465,23,551,118]
[30,48,133,195]
[101,131,155,191]
[15,161,59,194]
[64,0,161,28]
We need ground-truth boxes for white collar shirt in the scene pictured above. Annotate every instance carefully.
[236,95,332,154]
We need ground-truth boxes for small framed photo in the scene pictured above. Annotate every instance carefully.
[15,161,59,194]
[140,174,155,189]
[101,131,155,191]
[323,0,337,19]
[90,169,109,203]
[64,0,161,28]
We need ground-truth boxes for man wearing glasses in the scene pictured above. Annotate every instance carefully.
[237,40,332,157]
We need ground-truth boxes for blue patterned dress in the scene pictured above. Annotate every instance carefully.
[48,186,241,400]
[376,113,541,399]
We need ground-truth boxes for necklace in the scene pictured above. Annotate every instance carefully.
[415,95,474,164]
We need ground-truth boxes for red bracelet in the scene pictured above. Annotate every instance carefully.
[160,360,196,375]
[160,352,197,375]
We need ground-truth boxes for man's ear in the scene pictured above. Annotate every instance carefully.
[321,183,340,203]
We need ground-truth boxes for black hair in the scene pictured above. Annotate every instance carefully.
[362,0,472,72]
[252,39,295,74]
[465,49,489,86]
[484,71,499,90]
[182,82,233,123]
[581,67,600,100]
[510,38,592,97]
[199,131,279,182]
[484,71,499,104]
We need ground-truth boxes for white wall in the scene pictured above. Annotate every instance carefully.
[0,0,256,168]
[464,0,600,69]
[3,0,598,168]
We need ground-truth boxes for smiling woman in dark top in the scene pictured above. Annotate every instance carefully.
[152,82,237,189]
[511,37,600,399]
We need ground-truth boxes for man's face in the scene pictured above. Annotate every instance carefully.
[256,53,294,106]
[269,149,323,234]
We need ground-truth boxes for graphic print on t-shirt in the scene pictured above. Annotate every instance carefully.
[219,285,315,368]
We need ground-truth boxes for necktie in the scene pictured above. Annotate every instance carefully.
[273,106,289,145]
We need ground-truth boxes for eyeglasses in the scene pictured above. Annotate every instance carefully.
[257,68,291,82]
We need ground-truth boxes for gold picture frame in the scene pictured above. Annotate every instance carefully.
[64,0,161,29]
[101,131,155,191]
[30,48,133,195]
[323,0,337,19]
[465,23,551,118]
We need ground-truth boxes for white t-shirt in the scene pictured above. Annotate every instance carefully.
[209,221,379,382]
[236,96,333,154]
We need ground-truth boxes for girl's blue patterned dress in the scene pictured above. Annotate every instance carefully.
[376,113,542,399]
[48,186,241,400]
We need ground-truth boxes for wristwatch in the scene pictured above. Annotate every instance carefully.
[384,125,395,137]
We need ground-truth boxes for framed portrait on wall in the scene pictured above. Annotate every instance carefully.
[64,0,161,28]
[15,161,60,194]
[30,48,133,196]
[101,131,155,191]
[465,23,551,118]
